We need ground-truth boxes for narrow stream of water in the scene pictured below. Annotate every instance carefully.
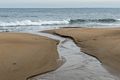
[29,32,117,80]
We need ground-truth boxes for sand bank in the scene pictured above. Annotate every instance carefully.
[30,32,116,80]
[0,33,60,80]
[44,28,120,78]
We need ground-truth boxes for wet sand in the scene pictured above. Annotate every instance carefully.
[44,28,120,78]
[31,32,116,80]
[0,32,61,80]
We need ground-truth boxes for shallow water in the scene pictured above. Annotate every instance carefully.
[29,32,117,80]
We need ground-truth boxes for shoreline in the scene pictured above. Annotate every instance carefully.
[0,30,119,80]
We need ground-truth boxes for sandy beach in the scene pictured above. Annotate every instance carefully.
[0,33,61,80]
[45,28,120,78]
[0,28,120,80]
[1,8,120,80]
[30,32,117,80]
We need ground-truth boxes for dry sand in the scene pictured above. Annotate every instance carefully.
[0,32,61,80]
[45,28,120,78]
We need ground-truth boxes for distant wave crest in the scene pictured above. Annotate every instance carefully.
[69,18,119,24]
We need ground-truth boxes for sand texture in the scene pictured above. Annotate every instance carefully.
[45,28,120,77]
[0,33,60,80]
[31,33,116,80]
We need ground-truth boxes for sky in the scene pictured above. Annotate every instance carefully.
[0,0,120,8]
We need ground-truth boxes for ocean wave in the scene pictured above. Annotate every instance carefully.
[69,18,119,24]
[0,20,69,27]
[0,18,120,27]
[0,15,9,17]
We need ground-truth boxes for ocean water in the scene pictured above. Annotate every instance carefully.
[1,8,120,32]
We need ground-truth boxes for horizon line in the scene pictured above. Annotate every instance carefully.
[0,7,120,8]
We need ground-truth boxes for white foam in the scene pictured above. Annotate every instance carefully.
[0,20,69,27]
[116,19,120,21]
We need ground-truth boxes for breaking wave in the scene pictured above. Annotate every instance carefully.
[0,18,120,27]
[69,18,120,24]
[0,20,69,27]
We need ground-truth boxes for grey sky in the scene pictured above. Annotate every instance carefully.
[0,0,120,8]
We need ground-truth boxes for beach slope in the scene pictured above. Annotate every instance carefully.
[45,28,120,77]
[0,33,60,80]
